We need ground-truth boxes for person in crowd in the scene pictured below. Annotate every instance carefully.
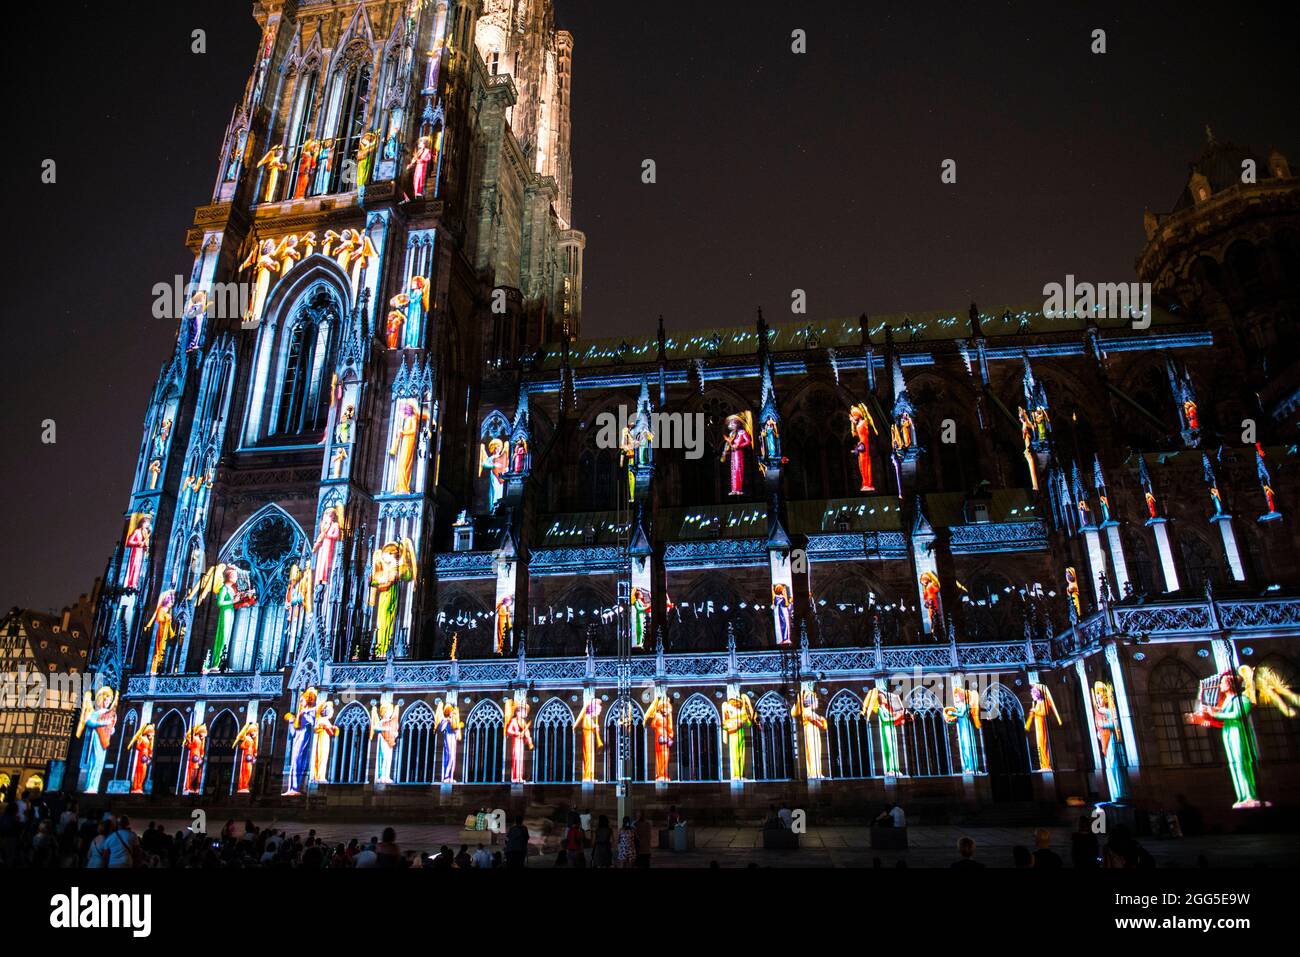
[505,816,530,869]
[1031,828,1062,868]
[950,836,984,869]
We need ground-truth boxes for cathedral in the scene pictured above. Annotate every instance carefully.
[74,0,1300,825]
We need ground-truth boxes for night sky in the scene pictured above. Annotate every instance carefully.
[3,0,1296,612]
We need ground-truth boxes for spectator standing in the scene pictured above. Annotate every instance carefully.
[505,816,530,868]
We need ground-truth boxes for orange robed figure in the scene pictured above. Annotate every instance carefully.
[573,699,604,783]
[182,723,208,795]
[647,694,675,782]
[849,403,878,492]
[495,596,513,655]
[128,724,155,794]
[234,721,259,793]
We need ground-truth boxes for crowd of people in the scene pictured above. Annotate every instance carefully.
[0,786,1173,869]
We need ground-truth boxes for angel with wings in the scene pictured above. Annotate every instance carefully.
[369,538,416,658]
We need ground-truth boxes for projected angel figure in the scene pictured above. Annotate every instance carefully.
[183,723,208,795]
[849,403,878,491]
[919,570,942,633]
[862,688,909,776]
[256,144,288,202]
[1065,567,1081,621]
[494,595,513,655]
[721,413,752,496]
[234,721,259,794]
[313,507,342,587]
[480,438,509,511]
[1093,682,1129,801]
[407,134,435,199]
[573,699,604,783]
[437,700,463,783]
[771,583,793,645]
[144,589,176,675]
[239,238,280,327]
[647,694,675,782]
[123,514,152,589]
[389,399,430,493]
[128,723,155,794]
[193,564,256,673]
[721,694,755,781]
[505,699,534,784]
[1024,683,1062,771]
[792,686,828,780]
[311,699,339,784]
[294,139,320,199]
[182,290,208,351]
[369,539,416,658]
[1188,665,1298,808]
[282,689,318,795]
[77,687,118,793]
[1017,407,1038,490]
[943,685,982,775]
[370,701,401,784]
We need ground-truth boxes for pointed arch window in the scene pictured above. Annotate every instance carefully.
[270,289,340,439]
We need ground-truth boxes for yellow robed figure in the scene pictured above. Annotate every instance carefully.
[573,699,604,782]
[791,687,828,780]
[721,695,755,780]
[1024,682,1062,771]
[388,399,429,493]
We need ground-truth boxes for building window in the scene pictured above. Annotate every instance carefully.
[1148,659,1215,766]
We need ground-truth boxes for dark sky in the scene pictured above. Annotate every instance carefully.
[2,0,1296,612]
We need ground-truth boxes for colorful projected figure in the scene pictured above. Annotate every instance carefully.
[620,423,637,503]
[199,564,255,673]
[128,723,155,794]
[480,438,508,511]
[183,723,208,795]
[256,145,288,202]
[239,238,280,327]
[370,701,401,784]
[1256,444,1281,520]
[771,583,793,645]
[385,305,406,349]
[505,698,534,784]
[1092,681,1129,801]
[721,413,752,496]
[369,538,416,658]
[1188,665,1297,808]
[284,564,311,645]
[313,507,342,587]
[77,687,118,793]
[1017,407,1039,490]
[495,595,513,655]
[629,588,650,649]
[862,688,908,777]
[792,685,828,780]
[920,571,942,633]
[311,699,339,784]
[282,688,318,796]
[408,134,435,198]
[760,416,781,461]
[1024,683,1062,771]
[647,694,674,782]
[406,275,430,349]
[943,685,982,774]
[234,721,258,794]
[1065,567,1081,622]
[123,514,152,590]
[389,399,429,493]
[294,139,320,198]
[182,290,208,352]
[355,131,379,187]
[437,700,463,783]
[849,403,878,492]
[721,694,755,781]
[574,699,604,783]
[144,590,176,674]
[314,138,335,194]
[891,411,916,453]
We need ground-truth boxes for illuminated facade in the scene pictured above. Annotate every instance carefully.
[79,8,1300,821]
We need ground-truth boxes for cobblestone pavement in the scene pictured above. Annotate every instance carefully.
[143,817,1300,867]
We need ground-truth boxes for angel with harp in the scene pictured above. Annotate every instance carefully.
[369,538,416,658]
[77,687,118,793]
[191,563,256,673]
[1187,665,1299,808]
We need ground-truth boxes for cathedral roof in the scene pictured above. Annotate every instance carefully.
[1169,128,1272,213]
[527,302,1182,371]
